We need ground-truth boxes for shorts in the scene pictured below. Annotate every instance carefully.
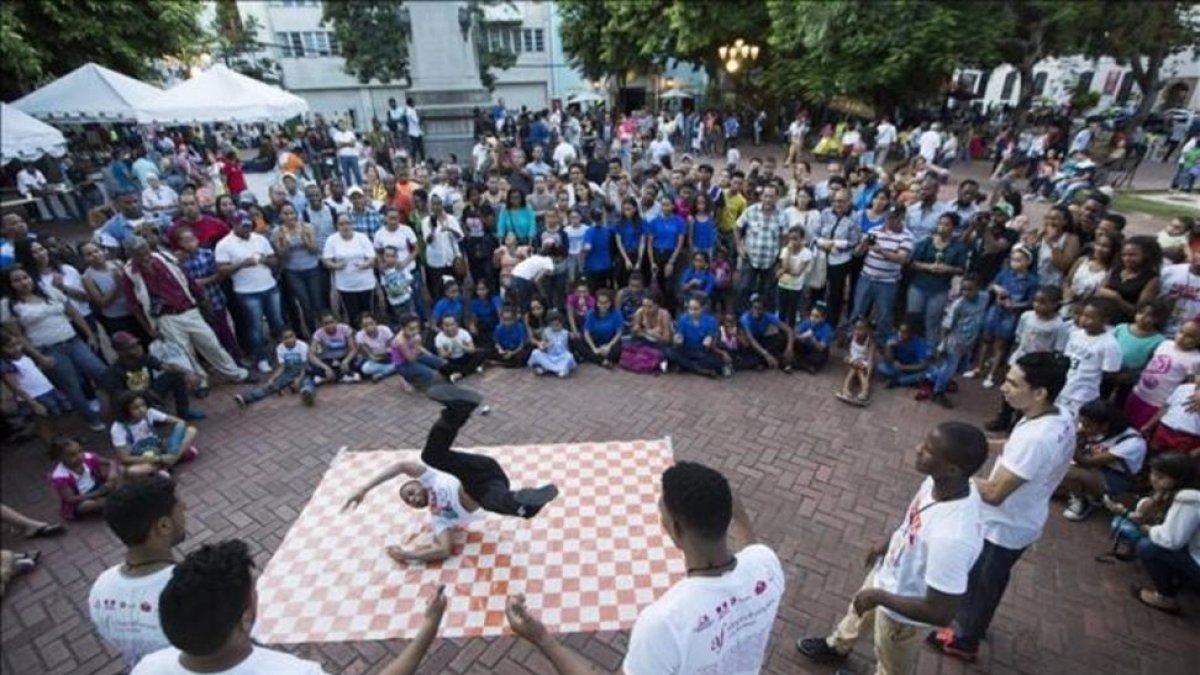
[1100,466,1134,495]
[982,305,1018,341]
[1151,423,1200,454]
[19,391,64,417]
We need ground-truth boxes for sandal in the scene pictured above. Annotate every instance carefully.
[13,550,41,573]
[1131,585,1182,614]
[25,523,65,539]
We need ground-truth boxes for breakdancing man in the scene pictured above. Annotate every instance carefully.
[344,384,559,562]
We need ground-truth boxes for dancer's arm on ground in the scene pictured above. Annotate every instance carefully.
[379,586,447,675]
[506,594,605,675]
[391,530,453,562]
[728,495,757,553]
[344,460,426,509]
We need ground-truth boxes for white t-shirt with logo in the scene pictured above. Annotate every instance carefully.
[623,544,784,675]
[434,330,474,359]
[322,233,377,292]
[1162,383,1199,435]
[89,565,175,669]
[214,233,277,294]
[981,411,1076,549]
[131,645,327,674]
[110,408,170,451]
[276,340,309,367]
[873,478,984,626]
[418,469,482,534]
[1058,327,1122,408]
[1086,429,1147,475]
[1132,340,1200,408]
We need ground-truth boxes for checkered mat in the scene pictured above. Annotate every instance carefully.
[254,438,684,643]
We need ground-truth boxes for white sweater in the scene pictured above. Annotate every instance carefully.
[1149,489,1200,566]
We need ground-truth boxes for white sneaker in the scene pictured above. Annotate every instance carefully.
[1063,494,1093,522]
[659,360,669,374]
[557,370,569,378]
[341,373,362,383]
[963,369,980,379]
[313,375,325,386]
[87,399,101,414]
[982,376,995,389]
[449,372,463,383]
[256,360,272,374]
[532,366,546,376]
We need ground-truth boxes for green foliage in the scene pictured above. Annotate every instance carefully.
[321,0,411,85]
[209,0,272,80]
[0,0,204,100]
[558,0,666,82]
[478,47,517,92]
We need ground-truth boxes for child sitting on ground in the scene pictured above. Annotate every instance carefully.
[710,248,734,315]
[529,309,577,377]
[836,318,875,406]
[47,437,135,521]
[110,392,198,472]
[310,311,362,386]
[1,332,63,442]
[431,280,466,330]
[355,314,396,381]
[877,320,931,389]
[617,272,648,331]
[233,327,309,409]
[1059,399,1148,522]
[1141,377,1199,456]
[718,312,756,373]
[794,304,835,374]
[920,273,989,409]
[468,280,504,349]
[1102,452,1193,565]
[678,252,717,307]
[578,289,624,368]
[391,316,446,389]
[435,316,485,382]
[986,286,1070,431]
[490,305,530,367]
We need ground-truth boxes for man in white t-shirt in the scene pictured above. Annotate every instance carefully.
[928,351,1076,663]
[505,460,784,675]
[405,97,425,162]
[875,117,898,167]
[214,219,283,374]
[89,476,185,670]
[1056,301,1122,417]
[798,422,988,674]
[345,385,558,562]
[132,539,446,675]
[332,118,362,187]
[552,137,578,175]
[1158,237,1200,338]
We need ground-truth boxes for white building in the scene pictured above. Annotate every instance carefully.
[207,0,587,128]
[956,51,1200,114]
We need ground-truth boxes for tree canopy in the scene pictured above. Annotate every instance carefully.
[0,0,204,100]
[321,0,412,86]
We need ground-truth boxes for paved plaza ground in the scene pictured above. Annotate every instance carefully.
[2,151,1198,674]
[3,360,1199,675]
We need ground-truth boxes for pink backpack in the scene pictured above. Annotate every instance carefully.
[619,341,664,374]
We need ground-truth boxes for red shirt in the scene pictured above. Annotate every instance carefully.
[167,215,231,249]
[222,160,248,195]
[122,256,201,317]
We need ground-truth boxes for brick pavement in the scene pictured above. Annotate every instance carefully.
[3,362,1198,675]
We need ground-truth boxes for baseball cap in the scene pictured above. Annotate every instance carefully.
[347,185,365,196]
[992,201,1015,218]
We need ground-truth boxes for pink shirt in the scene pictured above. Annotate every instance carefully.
[1133,341,1200,407]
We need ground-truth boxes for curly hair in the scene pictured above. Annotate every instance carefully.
[160,539,256,656]
[661,461,732,542]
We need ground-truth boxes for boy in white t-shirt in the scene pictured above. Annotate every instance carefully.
[505,460,784,675]
[434,316,485,382]
[798,422,988,674]
[132,539,446,675]
[232,328,309,409]
[1057,300,1122,417]
[1,332,63,439]
[1059,399,1148,522]
[928,351,1075,663]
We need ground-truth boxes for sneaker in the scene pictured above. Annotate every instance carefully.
[233,395,247,410]
[722,364,734,378]
[963,369,979,379]
[449,372,463,383]
[313,375,326,386]
[87,399,101,414]
[982,376,995,389]
[256,360,272,374]
[476,365,485,374]
[796,637,845,663]
[87,420,106,432]
[932,393,954,409]
[477,404,492,416]
[300,388,315,406]
[532,366,546,376]
[342,373,362,383]
[659,360,669,374]
[513,484,560,518]
[557,370,569,378]
[182,408,207,421]
[235,369,252,383]
[1063,494,1093,521]
[925,627,978,663]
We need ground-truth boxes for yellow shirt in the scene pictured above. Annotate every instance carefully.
[717,192,747,233]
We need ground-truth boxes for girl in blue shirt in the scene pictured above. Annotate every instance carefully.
[489,304,529,368]
[431,280,466,330]
[689,192,718,259]
[578,289,624,367]
[678,251,716,305]
[665,296,723,377]
[497,189,537,246]
[467,280,504,348]
[613,197,645,288]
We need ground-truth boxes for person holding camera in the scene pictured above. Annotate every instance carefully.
[847,203,912,339]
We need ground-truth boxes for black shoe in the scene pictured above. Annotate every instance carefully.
[933,393,954,409]
[796,637,845,662]
[513,483,559,518]
[426,383,482,417]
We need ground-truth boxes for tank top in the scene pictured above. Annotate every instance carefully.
[1106,269,1156,322]
[83,264,131,318]
[282,228,320,272]
[1036,235,1065,286]
[1062,260,1108,317]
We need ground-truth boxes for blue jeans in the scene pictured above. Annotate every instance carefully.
[1137,538,1200,598]
[736,263,778,312]
[338,155,363,186]
[284,266,325,332]
[236,286,285,362]
[930,350,965,395]
[42,337,108,425]
[906,284,949,344]
[876,361,928,385]
[397,354,446,386]
[952,540,1026,650]
[850,275,899,336]
[361,359,396,380]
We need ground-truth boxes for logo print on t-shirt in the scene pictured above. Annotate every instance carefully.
[140,601,152,613]
[754,579,767,595]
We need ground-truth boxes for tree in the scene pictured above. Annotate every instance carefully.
[0,0,204,100]
[558,0,666,85]
[1076,1,1200,131]
[466,1,518,94]
[765,0,995,113]
[209,0,275,81]
[321,0,412,86]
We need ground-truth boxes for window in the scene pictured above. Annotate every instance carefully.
[1032,72,1048,96]
[1117,71,1135,104]
[486,27,527,54]
[523,28,534,53]
[1077,70,1094,93]
[534,28,544,52]
[275,31,338,58]
[1000,71,1018,101]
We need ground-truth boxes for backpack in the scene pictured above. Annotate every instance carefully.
[619,341,664,374]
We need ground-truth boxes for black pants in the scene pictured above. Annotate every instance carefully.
[652,249,678,313]
[665,346,722,376]
[824,262,852,331]
[747,331,788,368]
[123,372,190,416]
[409,135,426,162]
[795,346,829,372]
[489,344,529,368]
[420,389,524,516]
[442,352,485,377]
[338,290,375,328]
[574,338,622,365]
[586,269,612,292]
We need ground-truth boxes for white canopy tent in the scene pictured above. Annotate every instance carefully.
[12,63,169,124]
[145,65,308,124]
[1,103,67,163]
[659,90,694,100]
[567,91,606,106]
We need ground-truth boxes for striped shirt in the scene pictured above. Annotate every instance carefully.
[863,227,913,282]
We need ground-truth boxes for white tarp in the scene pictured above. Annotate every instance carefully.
[12,63,169,124]
[145,65,309,124]
[1,103,67,163]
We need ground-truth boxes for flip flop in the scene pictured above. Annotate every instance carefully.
[25,523,65,539]
[1131,585,1182,615]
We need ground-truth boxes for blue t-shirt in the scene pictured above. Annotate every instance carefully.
[797,319,834,351]
[692,217,718,251]
[675,312,718,351]
[647,215,685,252]
[432,297,465,326]
[584,308,624,344]
[889,336,928,365]
[493,320,527,350]
[679,268,715,299]
[993,267,1038,313]
[615,219,642,255]
[584,225,614,273]
[470,296,503,329]
[739,310,784,338]
[945,294,989,354]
